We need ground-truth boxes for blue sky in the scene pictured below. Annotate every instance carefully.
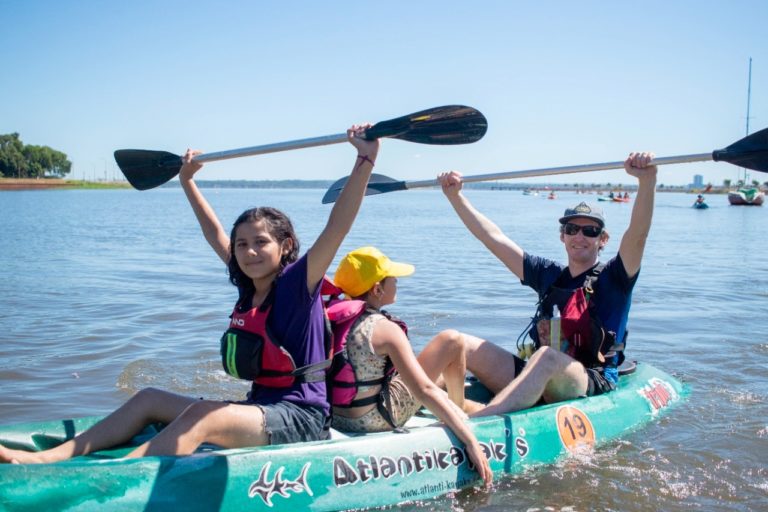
[1,1,766,187]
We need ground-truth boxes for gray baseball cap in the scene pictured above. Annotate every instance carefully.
[559,202,605,228]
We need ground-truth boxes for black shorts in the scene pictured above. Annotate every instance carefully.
[585,367,616,396]
[515,357,615,398]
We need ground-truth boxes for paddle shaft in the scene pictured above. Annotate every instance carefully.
[192,133,349,164]
[403,152,713,189]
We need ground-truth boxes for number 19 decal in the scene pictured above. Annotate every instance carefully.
[555,406,595,452]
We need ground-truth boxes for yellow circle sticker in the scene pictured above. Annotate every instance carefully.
[556,406,595,452]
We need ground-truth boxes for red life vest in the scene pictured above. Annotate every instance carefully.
[528,264,625,368]
[220,289,329,388]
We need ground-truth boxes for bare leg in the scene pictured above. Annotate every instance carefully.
[0,388,196,464]
[462,334,520,394]
[418,329,483,413]
[128,401,268,458]
[471,347,588,417]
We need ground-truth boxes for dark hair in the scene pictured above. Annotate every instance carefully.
[227,207,300,296]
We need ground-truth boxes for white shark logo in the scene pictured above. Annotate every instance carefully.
[248,461,313,507]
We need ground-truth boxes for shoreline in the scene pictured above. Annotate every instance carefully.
[0,178,131,191]
[0,177,750,194]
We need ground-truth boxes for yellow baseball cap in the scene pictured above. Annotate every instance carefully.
[333,246,415,297]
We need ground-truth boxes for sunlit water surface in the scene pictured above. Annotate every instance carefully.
[1,188,766,511]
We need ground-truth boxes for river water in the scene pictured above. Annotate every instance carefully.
[0,187,766,511]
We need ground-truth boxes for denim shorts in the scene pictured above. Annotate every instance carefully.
[257,401,330,445]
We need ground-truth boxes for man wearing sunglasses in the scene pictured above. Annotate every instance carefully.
[438,152,657,414]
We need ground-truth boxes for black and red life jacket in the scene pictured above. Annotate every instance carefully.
[528,264,625,368]
[220,288,330,388]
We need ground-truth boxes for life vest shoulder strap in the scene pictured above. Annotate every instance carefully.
[326,299,367,323]
[551,262,606,295]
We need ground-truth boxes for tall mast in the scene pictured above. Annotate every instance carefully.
[744,58,752,184]
[746,57,752,137]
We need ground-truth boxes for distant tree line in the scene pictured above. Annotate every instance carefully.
[0,133,71,178]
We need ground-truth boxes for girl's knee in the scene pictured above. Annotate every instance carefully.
[132,387,165,403]
[424,329,464,358]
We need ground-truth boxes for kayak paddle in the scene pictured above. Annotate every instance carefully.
[322,126,768,203]
[114,105,488,191]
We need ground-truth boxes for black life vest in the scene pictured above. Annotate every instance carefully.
[527,263,625,368]
[220,288,330,387]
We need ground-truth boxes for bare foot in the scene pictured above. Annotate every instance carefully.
[462,399,486,415]
[0,444,45,464]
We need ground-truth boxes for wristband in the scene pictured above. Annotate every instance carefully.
[356,154,375,167]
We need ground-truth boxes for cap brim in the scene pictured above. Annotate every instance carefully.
[559,214,605,228]
[386,261,415,277]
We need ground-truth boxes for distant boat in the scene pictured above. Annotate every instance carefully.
[522,189,538,196]
[598,194,629,203]
[728,188,764,206]
[729,58,764,207]
[547,191,557,200]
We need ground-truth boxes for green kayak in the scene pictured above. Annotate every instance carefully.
[0,362,687,511]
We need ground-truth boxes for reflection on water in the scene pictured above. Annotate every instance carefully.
[1,188,766,511]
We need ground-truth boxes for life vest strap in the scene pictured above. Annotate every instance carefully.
[333,394,380,408]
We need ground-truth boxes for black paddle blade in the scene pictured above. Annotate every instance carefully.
[712,127,768,173]
[364,105,487,145]
[321,173,407,204]
[114,150,183,190]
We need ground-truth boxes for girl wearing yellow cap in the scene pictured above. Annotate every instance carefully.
[329,246,492,485]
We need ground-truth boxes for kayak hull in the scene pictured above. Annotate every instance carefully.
[0,362,687,511]
[728,189,764,205]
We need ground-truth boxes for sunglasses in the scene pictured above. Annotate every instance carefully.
[562,223,603,237]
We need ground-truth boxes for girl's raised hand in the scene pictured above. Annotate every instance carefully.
[179,149,204,180]
[347,124,379,161]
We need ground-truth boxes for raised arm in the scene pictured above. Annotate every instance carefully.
[179,150,231,265]
[374,321,492,486]
[618,152,657,278]
[439,171,525,279]
[305,125,378,292]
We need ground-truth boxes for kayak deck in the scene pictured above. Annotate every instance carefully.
[0,362,688,512]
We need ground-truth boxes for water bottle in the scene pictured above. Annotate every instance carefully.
[550,307,561,352]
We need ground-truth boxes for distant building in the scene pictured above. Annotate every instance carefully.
[690,174,704,189]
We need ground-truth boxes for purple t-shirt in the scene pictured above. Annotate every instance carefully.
[244,254,330,415]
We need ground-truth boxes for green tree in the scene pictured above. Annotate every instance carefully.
[23,145,71,178]
[0,133,26,177]
[0,133,71,178]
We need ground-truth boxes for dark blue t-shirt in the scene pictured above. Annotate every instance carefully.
[242,254,330,415]
[522,252,638,383]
